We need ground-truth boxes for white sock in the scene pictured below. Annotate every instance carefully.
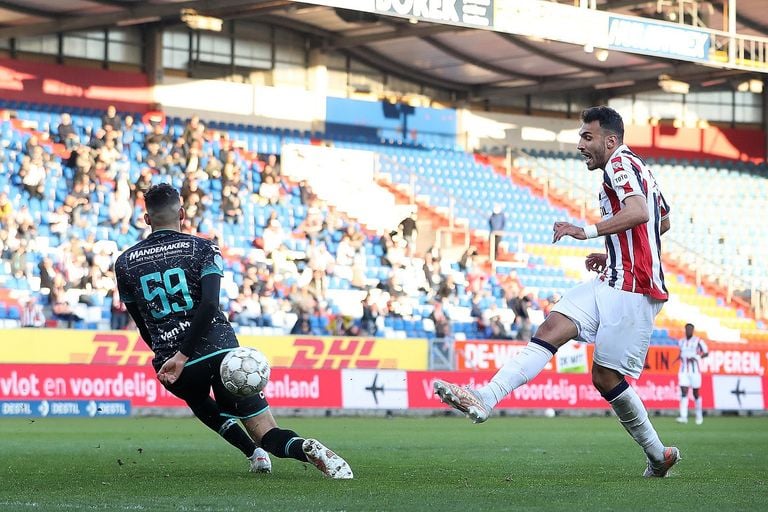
[679,396,688,419]
[477,339,556,409]
[608,382,665,462]
[695,396,703,420]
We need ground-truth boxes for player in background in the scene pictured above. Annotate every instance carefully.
[676,323,709,425]
[115,184,352,479]
[434,106,681,477]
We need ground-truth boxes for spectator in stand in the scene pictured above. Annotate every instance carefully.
[102,105,122,132]
[182,114,205,146]
[266,154,281,177]
[24,135,42,156]
[258,174,281,206]
[132,167,153,201]
[360,292,379,336]
[222,151,243,189]
[507,286,533,342]
[290,314,314,335]
[430,300,452,339]
[38,256,57,292]
[459,245,478,273]
[488,204,506,258]
[298,180,314,206]
[122,115,139,150]
[145,123,171,149]
[63,181,92,227]
[436,274,458,305]
[422,248,441,294]
[10,239,29,278]
[20,296,45,328]
[88,128,107,150]
[222,185,243,224]
[261,216,286,256]
[398,209,418,257]
[19,155,46,200]
[109,288,129,330]
[56,113,79,150]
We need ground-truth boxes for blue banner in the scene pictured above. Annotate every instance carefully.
[0,400,131,418]
[607,17,711,62]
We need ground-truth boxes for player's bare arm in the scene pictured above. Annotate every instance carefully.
[553,195,648,243]
[660,216,671,236]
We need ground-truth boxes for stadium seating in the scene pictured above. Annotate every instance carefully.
[0,100,765,345]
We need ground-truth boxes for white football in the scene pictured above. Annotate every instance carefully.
[220,347,271,397]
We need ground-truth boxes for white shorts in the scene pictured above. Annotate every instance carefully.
[551,278,664,379]
[678,372,702,389]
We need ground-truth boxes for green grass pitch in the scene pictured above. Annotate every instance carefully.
[1,415,766,511]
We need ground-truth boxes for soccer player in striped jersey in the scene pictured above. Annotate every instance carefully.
[676,323,709,425]
[434,106,680,477]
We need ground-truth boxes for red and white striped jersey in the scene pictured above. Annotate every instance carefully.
[598,144,670,300]
[678,336,708,374]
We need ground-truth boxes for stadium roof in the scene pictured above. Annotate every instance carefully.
[0,0,765,101]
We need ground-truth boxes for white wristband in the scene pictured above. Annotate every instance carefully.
[583,224,599,239]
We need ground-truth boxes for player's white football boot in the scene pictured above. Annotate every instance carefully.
[302,439,353,479]
[248,447,272,474]
[695,416,704,425]
[675,416,688,424]
[433,379,490,423]
[643,447,681,478]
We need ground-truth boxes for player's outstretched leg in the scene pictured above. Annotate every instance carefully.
[434,337,558,423]
[600,377,681,477]
[186,400,272,473]
[248,446,272,473]
[302,438,354,480]
[643,447,682,478]
[260,427,353,479]
[433,380,491,423]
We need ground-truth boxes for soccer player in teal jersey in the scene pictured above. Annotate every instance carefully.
[115,183,352,479]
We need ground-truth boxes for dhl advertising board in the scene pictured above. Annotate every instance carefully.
[0,329,429,370]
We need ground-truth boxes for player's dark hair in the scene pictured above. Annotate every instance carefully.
[144,183,181,225]
[685,323,695,329]
[581,106,624,142]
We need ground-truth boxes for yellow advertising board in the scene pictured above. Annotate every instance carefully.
[0,329,429,370]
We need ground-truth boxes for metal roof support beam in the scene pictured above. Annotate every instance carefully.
[472,62,705,98]
[422,35,543,82]
[0,0,277,39]
[499,33,608,74]
[345,45,470,93]
[0,1,59,18]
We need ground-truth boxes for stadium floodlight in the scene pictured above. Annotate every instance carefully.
[658,75,690,94]
[181,8,223,32]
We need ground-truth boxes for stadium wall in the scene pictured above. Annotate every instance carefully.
[1,330,766,417]
[460,109,766,162]
[0,58,151,112]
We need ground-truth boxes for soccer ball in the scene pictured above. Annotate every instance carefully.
[220,347,271,397]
